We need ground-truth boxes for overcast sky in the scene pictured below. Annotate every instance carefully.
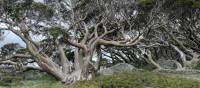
[0,30,26,48]
[0,24,45,48]
[0,23,26,47]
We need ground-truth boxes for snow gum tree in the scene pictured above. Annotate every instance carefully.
[0,0,143,83]
[0,0,199,84]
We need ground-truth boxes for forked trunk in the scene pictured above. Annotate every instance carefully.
[36,53,93,83]
[73,49,93,80]
[46,49,93,84]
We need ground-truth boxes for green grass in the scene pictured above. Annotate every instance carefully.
[11,75,64,88]
[0,71,64,88]
[1,71,200,88]
[70,71,200,88]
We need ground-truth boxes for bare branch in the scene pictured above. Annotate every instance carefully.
[98,35,143,47]
[0,60,18,65]
[67,39,87,50]
[81,22,89,44]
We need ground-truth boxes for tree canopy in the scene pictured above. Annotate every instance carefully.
[0,0,199,85]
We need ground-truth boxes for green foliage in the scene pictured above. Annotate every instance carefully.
[45,8,54,19]
[70,71,200,88]
[2,0,20,21]
[48,26,69,40]
[2,0,54,21]
[138,0,157,8]
[0,70,24,86]
[176,0,200,8]
[138,0,200,9]
[2,0,35,21]
[177,0,194,4]
[194,63,200,70]
[48,27,64,38]
[31,2,54,19]
[1,43,22,55]
[16,48,28,54]
[2,0,16,12]
[31,2,47,10]
[22,0,34,9]
[8,6,21,21]
[192,1,200,8]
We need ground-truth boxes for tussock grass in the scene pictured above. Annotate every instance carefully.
[70,71,200,88]
[1,71,200,88]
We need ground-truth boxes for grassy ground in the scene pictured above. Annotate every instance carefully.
[70,71,200,88]
[1,71,200,88]
[0,71,64,88]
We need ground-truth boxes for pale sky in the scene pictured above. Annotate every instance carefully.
[0,30,26,48]
[0,0,45,48]
[0,24,45,48]
[34,0,44,3]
